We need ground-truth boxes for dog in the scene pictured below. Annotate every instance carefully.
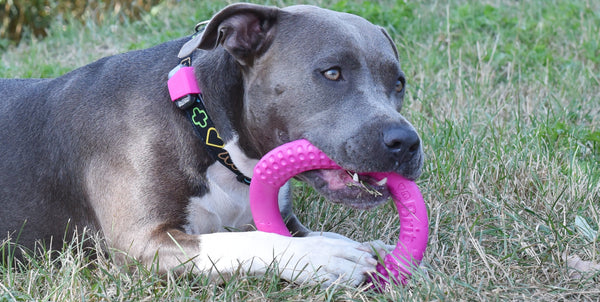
[0,3,423,286]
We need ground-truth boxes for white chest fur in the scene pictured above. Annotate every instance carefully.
[183,138,291,234]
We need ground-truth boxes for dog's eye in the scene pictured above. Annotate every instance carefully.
[322,68,342,81]
[395,78,404,93]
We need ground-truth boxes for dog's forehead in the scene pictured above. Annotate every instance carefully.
[278,5,397,61]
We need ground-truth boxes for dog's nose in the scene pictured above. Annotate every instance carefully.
[383,127,421,161]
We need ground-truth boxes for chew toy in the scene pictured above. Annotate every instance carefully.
[249,139,428,288]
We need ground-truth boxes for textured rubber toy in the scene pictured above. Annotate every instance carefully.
[249,139,428,287]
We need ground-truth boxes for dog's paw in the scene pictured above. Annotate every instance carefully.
[274,235,378,287]
[360,239,395,258]
[306,233,395,255]
[305,231,354,242]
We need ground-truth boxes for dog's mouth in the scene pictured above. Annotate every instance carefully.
[295,169,391,209]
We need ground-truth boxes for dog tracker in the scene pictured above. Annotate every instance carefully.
[249,139,429,288]
[167,65,200,109]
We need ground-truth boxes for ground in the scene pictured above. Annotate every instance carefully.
[1,0,599,300]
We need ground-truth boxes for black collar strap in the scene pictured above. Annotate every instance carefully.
[167,50,252,185]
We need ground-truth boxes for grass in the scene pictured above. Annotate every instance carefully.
[1,0,599,300]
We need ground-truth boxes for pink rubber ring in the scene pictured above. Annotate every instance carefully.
[249,139,428,287]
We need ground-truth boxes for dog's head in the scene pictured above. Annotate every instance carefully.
[185,3,423,209]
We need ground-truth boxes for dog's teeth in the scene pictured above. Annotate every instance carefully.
[352,173,359,182]
[375,177,388,186]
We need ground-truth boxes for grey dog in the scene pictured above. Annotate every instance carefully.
[0,3,422,286]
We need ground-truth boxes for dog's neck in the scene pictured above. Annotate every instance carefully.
[191,48,262,160]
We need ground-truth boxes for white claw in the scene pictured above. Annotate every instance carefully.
[352,172,360,182]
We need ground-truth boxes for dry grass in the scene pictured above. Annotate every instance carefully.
[1,0,599,300]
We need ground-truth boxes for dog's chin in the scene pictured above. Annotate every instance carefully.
[295,170,392,210]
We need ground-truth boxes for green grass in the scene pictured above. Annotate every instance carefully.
[2,0,599,300]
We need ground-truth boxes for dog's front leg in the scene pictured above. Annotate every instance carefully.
[136,229,378,287]
[196,231,378,286]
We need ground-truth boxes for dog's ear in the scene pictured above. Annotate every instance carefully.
[178,3,279,66]
[378,26,399,60]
